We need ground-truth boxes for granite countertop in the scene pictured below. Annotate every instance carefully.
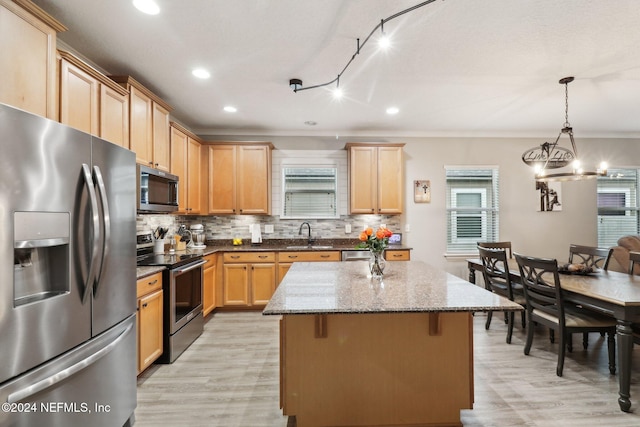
[136,240,413,279]
[263,260,523,315]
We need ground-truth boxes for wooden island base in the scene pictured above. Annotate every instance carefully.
[281,312,474,427]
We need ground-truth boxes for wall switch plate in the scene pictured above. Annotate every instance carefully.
[345,224,351,234]
[264,224,274,234]
[405,224,411,233]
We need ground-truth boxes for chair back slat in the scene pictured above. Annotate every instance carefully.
[629,251,640,276]
[478,241,513,258]
[478,246,514,299]
[568,244,613,270]
[515,253,565,328]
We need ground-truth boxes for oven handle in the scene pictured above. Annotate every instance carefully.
[173,259,207,274]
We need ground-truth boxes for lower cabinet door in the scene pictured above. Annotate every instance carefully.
[223,264,250,305]
[251,263,276,305]
[138,289,163,373]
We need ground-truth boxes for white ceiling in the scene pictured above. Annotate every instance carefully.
[31,0,640,138]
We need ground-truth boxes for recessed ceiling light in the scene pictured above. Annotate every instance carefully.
[223,106,237,113]
[304,121,317,126]
[133,0,160,15]
[386,107,399,115]
[192,68,210,79]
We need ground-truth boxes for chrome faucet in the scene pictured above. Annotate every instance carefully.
[298,221,313,245]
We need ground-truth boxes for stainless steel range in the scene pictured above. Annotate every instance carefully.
[137,232,204,363]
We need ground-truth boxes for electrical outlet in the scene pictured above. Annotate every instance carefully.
[264,224,274,234]
[405,224,411,233]
[345,224,351,234]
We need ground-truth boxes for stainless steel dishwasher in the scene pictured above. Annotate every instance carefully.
[341,250,371,261]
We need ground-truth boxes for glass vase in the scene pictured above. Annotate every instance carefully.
[369,250,386,278]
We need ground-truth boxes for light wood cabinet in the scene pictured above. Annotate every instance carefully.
[203,254,217,317]
[277,251,341,284]
[111,75,172,170]
[170,123,201,214]
[346,143,404,214]
[136,271,163,374]
[222,252,276,307]
[207,143,273,215]
[0,0,65,119]
[385,249,411,261]
[58,50,129,147]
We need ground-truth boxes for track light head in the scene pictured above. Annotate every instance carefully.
[289,78,303,92]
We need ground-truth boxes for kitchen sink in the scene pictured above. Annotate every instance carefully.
[285,245,333,250]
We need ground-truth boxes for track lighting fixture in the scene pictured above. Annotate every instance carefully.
[288,0,439,94]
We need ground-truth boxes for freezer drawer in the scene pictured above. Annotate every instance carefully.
[0,315,136,427]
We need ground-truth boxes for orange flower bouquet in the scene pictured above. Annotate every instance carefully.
[357,226,393,278]
[357,226,393,252]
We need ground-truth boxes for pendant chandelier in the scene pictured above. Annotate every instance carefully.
[522,77,608,182]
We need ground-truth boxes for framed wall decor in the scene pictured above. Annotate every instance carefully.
[414,180,431,203]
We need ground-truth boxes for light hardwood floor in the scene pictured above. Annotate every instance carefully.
[136,311,640,426]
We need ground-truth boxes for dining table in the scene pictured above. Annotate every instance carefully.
[467,257,640,413]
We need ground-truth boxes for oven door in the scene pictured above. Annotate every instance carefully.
[168,260,205,334]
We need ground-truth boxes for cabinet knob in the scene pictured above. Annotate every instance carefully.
[288,255,298,259]
[142,302,148,308]
[231,255,240,259]
[148,279,158,285]
[258,255,268,259]
[149,161,153,166]
[321,255,330,258]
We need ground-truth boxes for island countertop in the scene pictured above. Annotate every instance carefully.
[263,260,523,315]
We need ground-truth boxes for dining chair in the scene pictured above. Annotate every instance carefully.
[514,253,617,377]
[568,244,613,270]
[626,251,640,345]
[478,246,526,344]
[478,241,513,259]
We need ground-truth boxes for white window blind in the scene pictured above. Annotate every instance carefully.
[597,168,639,247]
[446,167,499,253]
[282,167,338,218]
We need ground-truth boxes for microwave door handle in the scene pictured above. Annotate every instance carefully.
[81,164,100,304]
[92,165,110,295]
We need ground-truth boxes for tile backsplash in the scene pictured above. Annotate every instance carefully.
[137,214,401,241]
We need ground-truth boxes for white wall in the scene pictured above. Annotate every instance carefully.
[203,134,640,278]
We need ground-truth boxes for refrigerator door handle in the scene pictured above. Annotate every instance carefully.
[7,321,134,403]
[92,165,110,293]
[82,163,101,304]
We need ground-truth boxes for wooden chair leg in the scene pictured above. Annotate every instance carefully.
[557,331,566,377]
[485,310,493,330]
[607,331,616,375]
[506,311,514,344]
[524,314,534,355]
[583,332,589,350]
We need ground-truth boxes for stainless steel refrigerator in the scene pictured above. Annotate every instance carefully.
[0,103,137,427]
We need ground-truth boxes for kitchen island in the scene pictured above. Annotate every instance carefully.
[263,260,523,427]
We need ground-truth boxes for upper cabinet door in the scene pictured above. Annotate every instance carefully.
[129,87,153,166]
[347,143,404,215]
[0,0,65,119]
[170,125,188,213]
[237,145,271,215]
[59,59,99,135]
[99,84,129,148]
[152,103,170,172]
[348,146,378,214]
[377,146,403,214]
[208,145,237,214]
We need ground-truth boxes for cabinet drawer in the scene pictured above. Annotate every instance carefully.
[386,249,410,261]
[204,253,217,265]
[278,251,341,262]
[136,271,163,298]
[223,252,276,263]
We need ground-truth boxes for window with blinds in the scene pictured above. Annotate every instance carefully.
[446,167,499,253]
[282,167,338,218]
[597,168,639,247]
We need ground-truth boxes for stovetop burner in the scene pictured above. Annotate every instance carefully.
[136,231,202,268]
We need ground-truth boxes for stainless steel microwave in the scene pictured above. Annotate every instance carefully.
[137,164,179,213]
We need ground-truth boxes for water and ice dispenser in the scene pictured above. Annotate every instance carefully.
[13,212,69,306]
